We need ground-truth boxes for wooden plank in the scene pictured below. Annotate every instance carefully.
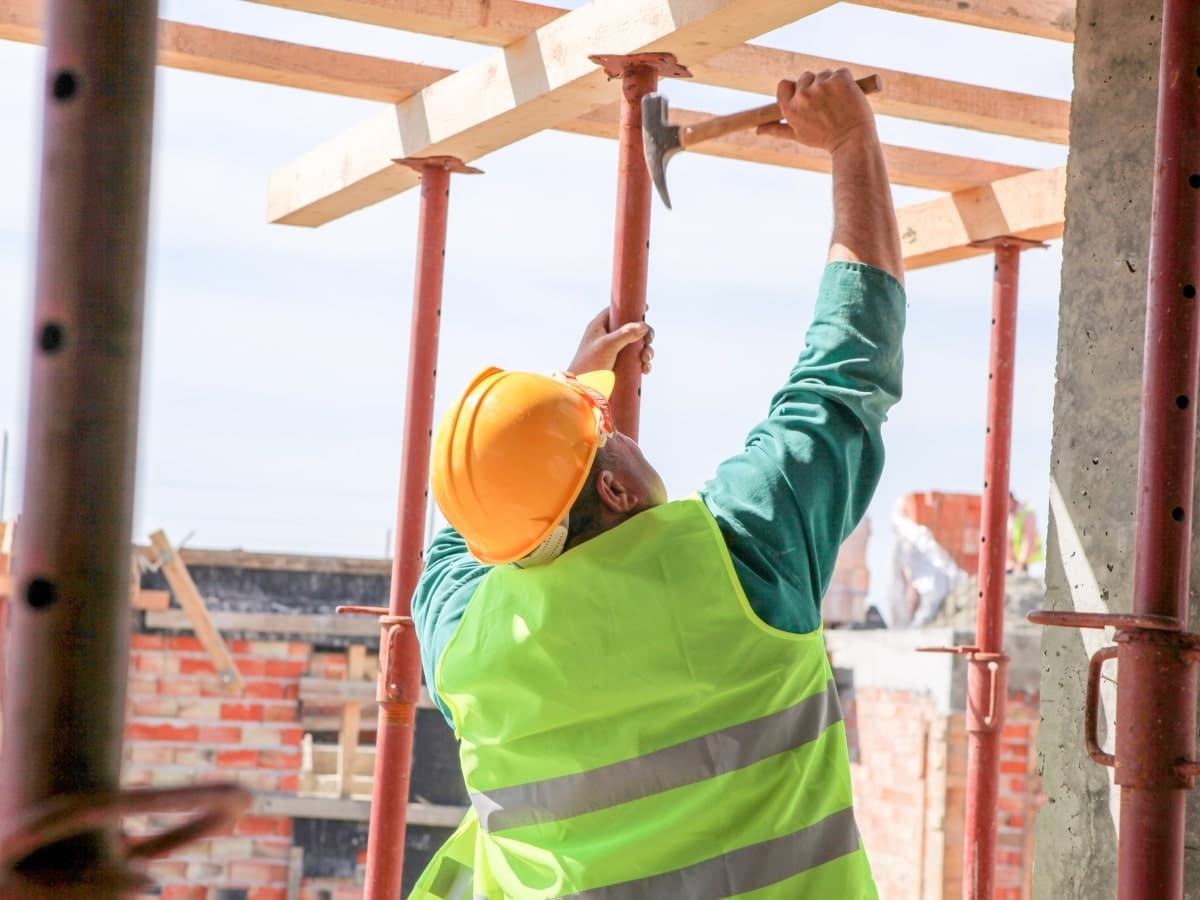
[266,0,844,226]
[247,0,1076,44]
[146,609,381,638]
[849,0,1074,42]
[561,104,1030,194]
[897,165,1066,269]
[337,644,367,796]
[253,790,466,825]
[145,546,391,576]
[0,2,443,105]
[131,589,171,611]
[246,0,562,45]
[148,531,246,693]
[689,45,1069,144]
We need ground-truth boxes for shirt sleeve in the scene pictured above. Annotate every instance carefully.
[411,526,491,726]
[698,261,906,634]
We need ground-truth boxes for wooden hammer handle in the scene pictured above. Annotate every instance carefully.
[678,74,881,149]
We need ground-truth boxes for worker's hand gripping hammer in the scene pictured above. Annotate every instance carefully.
[640,74,882,209]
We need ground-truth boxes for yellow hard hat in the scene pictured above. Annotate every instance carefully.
[430,367,616,565]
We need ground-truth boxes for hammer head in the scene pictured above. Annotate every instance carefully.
[640,93,682,210]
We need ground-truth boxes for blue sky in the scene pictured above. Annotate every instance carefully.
[0,1,1072,613]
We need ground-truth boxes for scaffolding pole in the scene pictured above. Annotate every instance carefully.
[357,156,478,900]
[1030,0,1200,896]
[0,2,249,895]
[593,53,687,438]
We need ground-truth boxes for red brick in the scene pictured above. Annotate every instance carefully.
[266,659,307,678]
[229,861,287,882]
[179,657,216,675]
[282,683,300,700]
[161,887,206,900]
[249,887,288,900]
[196,724,242,743]
[263,704,297,723]
[158,678,203,697]
[216,749,260,767]
[222,702,265,722]
[1000,760,1025,775]
[127,722,198,742]
[235,815,292,837]
[280,728,304,746]
[259,750,301,770]
[244,680,287,700]
[277,773,299,792]
[289,642,311,657]
[166,636,204,652]
[230,639,254,653]
[131,634,165,650]
[236,657,269,676]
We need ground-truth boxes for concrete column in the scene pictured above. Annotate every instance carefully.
[1033,1,1198,896]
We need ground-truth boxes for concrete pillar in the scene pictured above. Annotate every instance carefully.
[1033,1,1197,896]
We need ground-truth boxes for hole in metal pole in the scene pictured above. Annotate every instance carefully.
[1172,507,1186,522]
[51,70,77,101]
[1185,285,1196,299]
[38,322,65,354]
[1178,395,1190,409]
[26,577,58,610]
[1190,174,1200,189]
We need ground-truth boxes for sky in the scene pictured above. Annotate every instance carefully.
[0,1,1073,616]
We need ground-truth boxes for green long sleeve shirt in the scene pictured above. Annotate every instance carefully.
[412,261,906,725]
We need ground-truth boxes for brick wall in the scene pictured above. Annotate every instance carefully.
[840,684,1041,900]
[126,634,319,899]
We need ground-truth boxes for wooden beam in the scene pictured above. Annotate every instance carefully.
[245,0,561,45]
[690,46,1069,144]
[146,609,381,638]
[149,531,246,693]
[0,3,440,103]
[337,644,367,797]
[848,0,1074,42]
[561,104,1030,193]
[252,790,465,825]
[267,0,844,226]
[134,544,392,576]
[246,0,1076,44]
[897,165,1065,270]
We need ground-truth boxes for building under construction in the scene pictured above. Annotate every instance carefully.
[0,0,1196,897]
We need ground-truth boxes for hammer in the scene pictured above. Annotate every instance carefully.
[641,74,882,209]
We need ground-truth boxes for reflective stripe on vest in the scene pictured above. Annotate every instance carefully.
[562,807,860,900]
[471,678,842,833]
[423,497,876,899]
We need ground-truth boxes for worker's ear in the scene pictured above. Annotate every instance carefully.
[596,469,640,514]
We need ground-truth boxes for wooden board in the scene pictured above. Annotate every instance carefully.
[337,645,367,796]
[896,165,1066,269]
[146,610,381,638]
[253,790,466,825]
[149,531,246,693]
[266,0,844,225]
[689,45,1069,144]
[849,0,1074,42]
[249,0,1077,44]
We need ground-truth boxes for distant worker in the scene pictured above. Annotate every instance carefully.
[409,70,904,900]
[1007,491,1044,574]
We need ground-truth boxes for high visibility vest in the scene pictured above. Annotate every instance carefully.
[1011,505,1044,565]
[410,497,876,899]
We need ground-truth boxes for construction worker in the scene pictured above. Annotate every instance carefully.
[1007,491,1044,574]
[409,69,904,900]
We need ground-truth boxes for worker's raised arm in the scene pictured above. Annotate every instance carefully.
[759,70,904,283]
